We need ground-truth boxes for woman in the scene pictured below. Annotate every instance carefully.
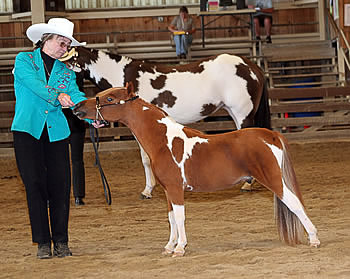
[168,6,196,59]
[11,18,101,259]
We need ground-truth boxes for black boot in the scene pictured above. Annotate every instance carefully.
[75,197,85,206]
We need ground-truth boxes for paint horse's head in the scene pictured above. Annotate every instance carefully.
[59,46,99,72]
[74,82,138,123]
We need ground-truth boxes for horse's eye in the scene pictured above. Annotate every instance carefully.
[107,97,113,102]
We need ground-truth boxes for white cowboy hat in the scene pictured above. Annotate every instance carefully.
[26,17,85,47]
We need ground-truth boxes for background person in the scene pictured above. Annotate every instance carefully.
[248,0,273,43]
[11,18,95,259]
[168,6,196,59]
[63,72,87,206]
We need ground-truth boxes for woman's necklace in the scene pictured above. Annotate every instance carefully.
[43,61,51,78]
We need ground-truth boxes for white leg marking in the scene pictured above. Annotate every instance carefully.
[172,204,187,257]
[282,186,320,246]
[164,210,178,254]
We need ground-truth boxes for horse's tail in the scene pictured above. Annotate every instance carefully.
[274,135,305,245]
[254,81,271,129]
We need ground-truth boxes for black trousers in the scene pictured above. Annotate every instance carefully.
[64,108,86,199]
[13,127,71,245]
[69,129,86,198]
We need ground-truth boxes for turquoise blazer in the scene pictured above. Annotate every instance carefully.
[11,48,88,142]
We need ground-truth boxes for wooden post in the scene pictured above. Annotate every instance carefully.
[319,0,326,40]
[30,0,45,24]
[339,0,350,47]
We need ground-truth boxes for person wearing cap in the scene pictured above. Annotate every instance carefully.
[11,18,102,259]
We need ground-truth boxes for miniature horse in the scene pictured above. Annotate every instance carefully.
[73,84,320,257]
[61,47,270,198]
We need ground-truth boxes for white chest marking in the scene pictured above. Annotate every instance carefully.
[158,117,208,188]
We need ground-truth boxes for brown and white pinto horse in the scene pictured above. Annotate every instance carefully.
[61,47,270,198]
[73,84,320,257]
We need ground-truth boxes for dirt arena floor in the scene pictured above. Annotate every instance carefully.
[1,141,350,279]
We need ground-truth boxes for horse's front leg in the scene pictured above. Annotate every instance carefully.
[163,202,178,255]
[171,203,187,257]
[138,143,156,199]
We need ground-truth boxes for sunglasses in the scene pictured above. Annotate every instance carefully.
[55,36,72,50]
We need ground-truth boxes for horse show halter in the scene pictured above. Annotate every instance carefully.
[95,93,139,124]
[87,93,139,206]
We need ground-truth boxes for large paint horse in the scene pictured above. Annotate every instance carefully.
[73,84,320,257]
[61,47,270,198]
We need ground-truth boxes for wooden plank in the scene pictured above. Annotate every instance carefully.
[268,63,337,71]
[271,115,350,127]
[0,101,15,112]
[0,118,13,128]
[271,72,338,79]
[268,87,350,99]
[0,132,13,143]
[273,80,340,87]
[270,102,350,113]
[283,129,350,143]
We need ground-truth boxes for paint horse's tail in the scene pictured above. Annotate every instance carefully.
[274,135,305,245]
[254,81,271,129]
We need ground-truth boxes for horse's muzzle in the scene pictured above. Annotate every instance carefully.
[73,103,86,119]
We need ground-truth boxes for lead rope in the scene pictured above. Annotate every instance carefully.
[89,125,112,205]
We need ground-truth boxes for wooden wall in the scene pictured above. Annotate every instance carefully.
[0,7,317,48]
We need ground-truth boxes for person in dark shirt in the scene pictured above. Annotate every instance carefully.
[63,71,87,206]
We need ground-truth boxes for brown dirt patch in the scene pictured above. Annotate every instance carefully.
[1,141,350,279]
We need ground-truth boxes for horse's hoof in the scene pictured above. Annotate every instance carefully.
[310,240,321,248]
[172,251,185,258]
[162,248,173,256]
[240,182,253,192]
[140,193,152,200]
[240,188,253,193]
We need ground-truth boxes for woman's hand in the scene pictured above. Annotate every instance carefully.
[92,120,105,128]
[58,93,75,107]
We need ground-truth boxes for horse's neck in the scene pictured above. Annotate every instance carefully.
[86,50,139,89]
[121,100,169,155]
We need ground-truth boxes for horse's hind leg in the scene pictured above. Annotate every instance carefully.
[138,144,156,199]
[223,106,255,192]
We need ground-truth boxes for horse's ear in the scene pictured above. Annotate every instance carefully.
[126,81,134,94]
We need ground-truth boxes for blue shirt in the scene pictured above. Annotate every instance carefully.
[11,48,88,142]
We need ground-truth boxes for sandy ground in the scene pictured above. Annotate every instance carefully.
[0,141,350,279]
